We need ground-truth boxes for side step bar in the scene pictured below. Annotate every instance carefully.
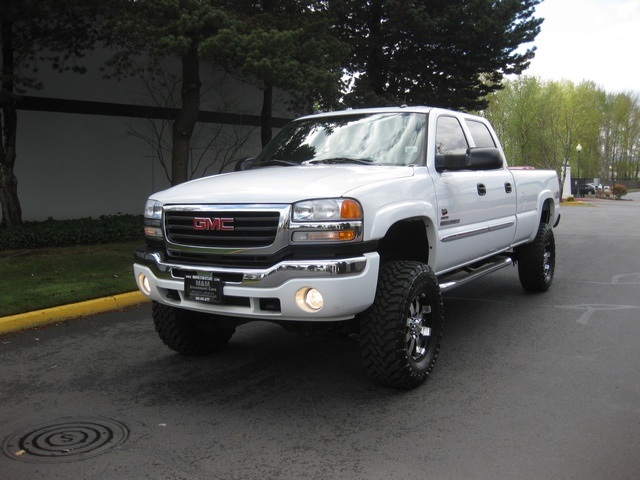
[438,256,513,292]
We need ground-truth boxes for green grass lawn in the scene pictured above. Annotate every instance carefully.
[0,240,143,317]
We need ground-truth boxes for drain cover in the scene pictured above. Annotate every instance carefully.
[3,417,128,463]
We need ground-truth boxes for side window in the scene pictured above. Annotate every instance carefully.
[436,116,469,155]
[465,120,496,148]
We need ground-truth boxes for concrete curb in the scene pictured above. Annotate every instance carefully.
[0,291,150,336]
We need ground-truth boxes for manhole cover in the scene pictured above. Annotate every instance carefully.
[3,417,128,463]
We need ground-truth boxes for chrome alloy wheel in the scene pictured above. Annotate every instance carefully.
[543,239,553,281]
[406,293,432,361]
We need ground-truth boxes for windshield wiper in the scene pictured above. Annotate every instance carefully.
[254,159,299,168]
[304,157,375,165]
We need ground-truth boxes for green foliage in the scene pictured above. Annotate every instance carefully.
[200,1,348,111]
[102,0,234,78]
[0,215,143,251]
[101,1,348,182]
[485,77,640,190]
[612,184,628,199]
[335,0,542,110]
[1,0,102,94]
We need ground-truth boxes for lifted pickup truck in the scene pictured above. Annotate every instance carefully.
[134,106,560,389]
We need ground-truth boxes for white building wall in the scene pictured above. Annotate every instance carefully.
[11,50,294,221]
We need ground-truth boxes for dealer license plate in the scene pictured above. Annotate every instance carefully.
[184,274,223,304]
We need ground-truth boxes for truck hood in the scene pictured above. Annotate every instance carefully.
[153,166,415,204]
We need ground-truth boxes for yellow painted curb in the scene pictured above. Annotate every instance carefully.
[0,291,150,336]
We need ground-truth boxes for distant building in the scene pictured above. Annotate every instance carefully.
[13,50,294,221]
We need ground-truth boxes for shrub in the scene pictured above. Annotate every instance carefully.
[612,183,628,200]
[0,214,144,250]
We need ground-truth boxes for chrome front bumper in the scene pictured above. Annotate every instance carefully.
[134,249,380,321]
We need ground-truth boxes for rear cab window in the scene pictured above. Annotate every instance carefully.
[465,119,497,148]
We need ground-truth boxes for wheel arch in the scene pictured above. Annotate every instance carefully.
[538,190,560,227]
[540,196,555,226]
[367,201,438,267]
[375,216,436,266]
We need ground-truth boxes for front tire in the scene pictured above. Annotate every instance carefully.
[358,261,444,389]
[152,302,235,355]
[516,223,556,292]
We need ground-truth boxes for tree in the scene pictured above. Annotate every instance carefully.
[201,0,349,146]
[123,67,258,184]
[103,0,238,186]
[485,77,640,197]
[601,92,640,184]
[334,0,543,111]
[105,0,347,185]
[485,76,545,166]
[1,0,99,228]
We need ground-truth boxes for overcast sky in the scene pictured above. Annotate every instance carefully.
[523,0,640,94]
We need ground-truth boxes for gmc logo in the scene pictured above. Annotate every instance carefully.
[193,217,235,231]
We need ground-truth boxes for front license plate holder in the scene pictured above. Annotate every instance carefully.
[185,274,223,304]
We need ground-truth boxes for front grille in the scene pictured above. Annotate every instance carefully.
[165,209,280,248]
[166,250,287,268]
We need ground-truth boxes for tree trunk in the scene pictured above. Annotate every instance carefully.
[0,156,23,228]
[171,44,201,186]
[260,0,274,147]
[1,18,23,228]
[261,85,273,148]
[364,0,386,103]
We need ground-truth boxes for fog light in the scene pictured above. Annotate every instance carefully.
[295,287,324,312]
[138,273,151,295]
[144,226,163,238]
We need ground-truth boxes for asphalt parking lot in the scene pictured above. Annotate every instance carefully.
[1,193,639,480]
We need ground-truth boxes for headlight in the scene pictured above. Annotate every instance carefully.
[291,198,362,243]
[292,199,362,222]
[144,199,164,239]
[144,199,163,219]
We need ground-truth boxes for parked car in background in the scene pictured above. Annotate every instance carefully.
[579,183,596,195]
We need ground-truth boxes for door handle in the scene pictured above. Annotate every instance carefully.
[477,183,487,196]
[505,182,513,193]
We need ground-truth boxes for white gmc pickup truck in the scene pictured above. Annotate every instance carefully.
[134,106,561,389]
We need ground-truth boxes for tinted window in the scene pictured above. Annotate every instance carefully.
[465,120,496,148]
[436,116,468,155]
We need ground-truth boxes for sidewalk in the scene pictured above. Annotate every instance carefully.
[0,291,149,336]
[561,194,620,205]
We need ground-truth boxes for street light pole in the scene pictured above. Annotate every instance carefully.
[576,143,583,197]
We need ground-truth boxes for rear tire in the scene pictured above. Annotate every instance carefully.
[516,223,556,292]
[358,261,444,389]
[152,302,235,355]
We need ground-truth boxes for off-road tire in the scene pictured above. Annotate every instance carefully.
[359,261,444,389]
[152,301,235,355]
[516,223,556,292]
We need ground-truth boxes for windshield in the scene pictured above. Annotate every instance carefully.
[253,112,427,167]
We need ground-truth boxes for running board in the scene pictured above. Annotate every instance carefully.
[438,256,513,292]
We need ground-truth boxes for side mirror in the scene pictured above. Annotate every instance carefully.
[235,157,255,171]
[435,147,503,172]
[466,147,504,170]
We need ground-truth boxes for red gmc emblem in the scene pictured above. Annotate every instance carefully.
[193,217,235,231]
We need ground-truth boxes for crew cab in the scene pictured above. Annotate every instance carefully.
[134,106,560,389]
